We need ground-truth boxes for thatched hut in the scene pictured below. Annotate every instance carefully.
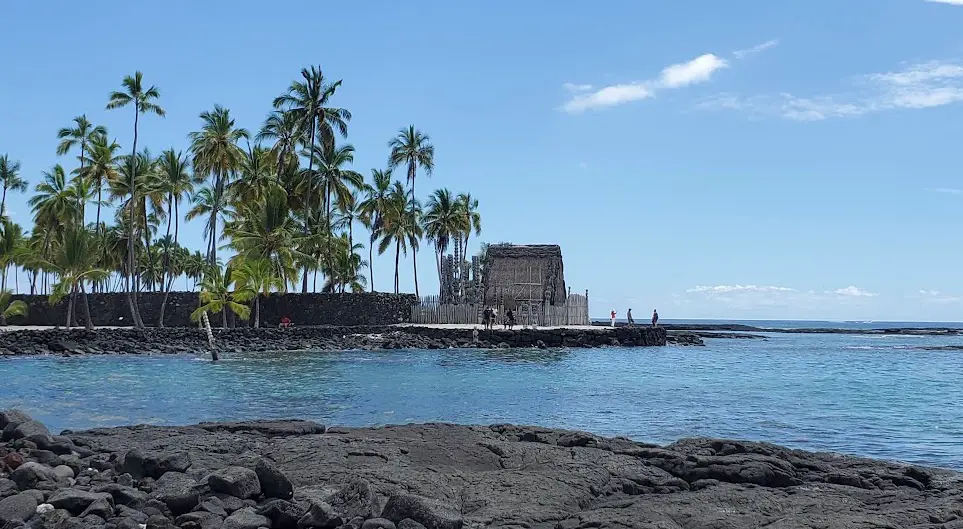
[482,244,567,306]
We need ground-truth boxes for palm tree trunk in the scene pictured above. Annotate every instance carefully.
[142,200,152,290]
[1,186,6,217]
[301,123,317,294]
[409,166,419,297]
[394,239,401,294]
[65,287,75,329]
[96,177,103,235]
[209,171,222,265]
[413,252,420,297]
[368,235,375,292]
[128,103,144,329]
[80,282,93,330]
[158,197,174,327]
[254,297,260,328]
[221,309,227,328]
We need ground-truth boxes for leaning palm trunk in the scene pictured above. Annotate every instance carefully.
[127,106,144,329]
[80,283,94,330]
[368,234,375,292]
[65,287,75,329]
[158,198,174,327]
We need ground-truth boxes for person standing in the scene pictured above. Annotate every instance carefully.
[610,309,617,327]
[652,309,659,327]
[627,308,634,325]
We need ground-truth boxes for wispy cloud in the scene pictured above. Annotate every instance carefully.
[927,187,963,195]
[833,286,877,298]
[561,53,728,114]
[926,0,963,5]
[578,162,589,169]
[733,39,780,59]
[700,60,963,120]
[687,284,794,294]
[917,289,962,303]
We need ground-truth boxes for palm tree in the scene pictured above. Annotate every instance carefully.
[307,141,364,263]
[273,65,350,292]
[257,110,302,182]
[186,186,235,262]
[191,264,251,328]
[29,165,77,230]
[230,143,280,206]
[0,220,23,292]
[377,181,419,294]
[226,187,303,288]
[57,115,106,222]
[79,132,121,234]
[323,235,368,293]
[359,169,392,292]
[46,226,109,329]
[422,188,468,298]
[106,71,165,329]
[456,192,482,265]
[0,155,27,218]
[0,290,27,326]
[155,149,193,326]
[232,258,283,328]
[388,126,434,297]
[189,105,249,265]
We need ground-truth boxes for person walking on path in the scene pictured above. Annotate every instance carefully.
[610,309,617,327]
[627,308,634,325]
[652,309,659,327]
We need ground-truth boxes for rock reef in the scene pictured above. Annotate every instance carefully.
[2,411,962,528]
[0,326,672,357]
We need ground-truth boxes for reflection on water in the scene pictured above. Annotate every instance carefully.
[4,332,963,469]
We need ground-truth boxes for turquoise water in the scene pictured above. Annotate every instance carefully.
[3,332,963,469]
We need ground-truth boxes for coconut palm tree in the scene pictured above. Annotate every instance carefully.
[378,181,420,294]
[0,155,27,218]
[226,187,303,288]
[0,220,23,292]
[307,141,363,263]
[57,116,107,221]
[256,110,302,183]
[189,105,249,265]
[273,66,350,292]
[30,165,77,231]
[422,188,468,297]
[456,192,482,265]
[0,290,27,326]
[155,149,193,326]
[232,258,283,328]
[106,71,165,329]
[80,132,121,234]
[229,143,279,206]
[323,235,368,294]
[191,264,252,328]
[46,226,109,329]
[186,186,236,262]
[359,169,392,292]
[388,126,434,297]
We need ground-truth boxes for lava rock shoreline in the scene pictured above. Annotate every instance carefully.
[0,326,683,357]
[2,411,962,529]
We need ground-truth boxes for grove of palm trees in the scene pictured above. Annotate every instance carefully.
[0,66,482,329]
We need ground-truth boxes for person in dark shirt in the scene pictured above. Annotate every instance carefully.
[627,308,634,325]
[505,309,515,329]
[652,309,659,327]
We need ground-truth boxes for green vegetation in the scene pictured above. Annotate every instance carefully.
[0,65,482,328]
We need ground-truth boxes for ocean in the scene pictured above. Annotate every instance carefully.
[3,327,963,469]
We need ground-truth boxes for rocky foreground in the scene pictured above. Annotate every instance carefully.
[0,326,688,357]
[2,412,963,529]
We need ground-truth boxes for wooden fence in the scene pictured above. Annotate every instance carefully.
[410,293,589,326]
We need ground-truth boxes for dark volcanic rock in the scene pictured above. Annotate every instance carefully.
[208,467,260,500]
[257,499,304,529]
[47,489,113,515]
[9,462,61,490]
[124,449,191,479]
[150,472,200,515]
[222,508,270,529]
[61,420,963,529]
[0,493,38,524]
[323,479,379,521]
[2,419,50,442]
[254,459,293,500]
[381,494,461,529]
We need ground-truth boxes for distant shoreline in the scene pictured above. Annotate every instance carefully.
[593,321,963,336]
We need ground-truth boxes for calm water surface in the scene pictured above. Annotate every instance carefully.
[3,332,963,469]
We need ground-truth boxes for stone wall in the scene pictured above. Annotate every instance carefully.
[8,292,418,327]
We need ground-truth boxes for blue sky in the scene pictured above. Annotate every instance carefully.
[3,0,963,321]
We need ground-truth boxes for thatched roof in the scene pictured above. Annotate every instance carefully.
[486,244,562,259]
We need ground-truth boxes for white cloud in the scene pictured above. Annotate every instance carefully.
[833,286,877,298]
[701,60,963,120]
[927,187,963,195]
[926,0,963,5]
[920,289,942,296]
[561,53,728,114]
[658,54,729,89]
[733,39,780,59]
[917,289,961,303]
[563,83,594,92]
[687,284,794,294]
